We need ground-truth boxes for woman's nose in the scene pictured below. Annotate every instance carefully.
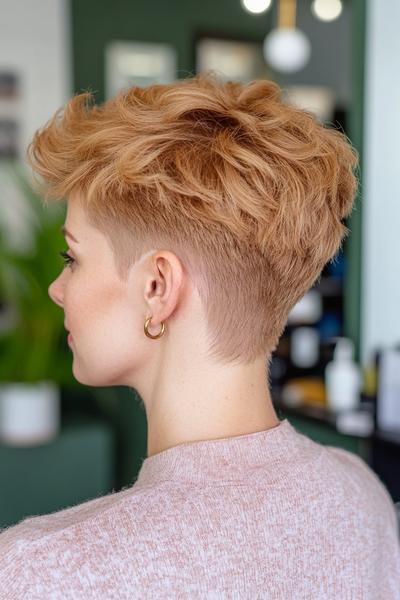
[48,274,64,308]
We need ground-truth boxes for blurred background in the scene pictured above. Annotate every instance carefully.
[1,0,399,529]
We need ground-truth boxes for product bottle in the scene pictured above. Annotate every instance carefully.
[325,337,362,412]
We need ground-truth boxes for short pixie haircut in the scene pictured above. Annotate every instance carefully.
[27,71,358,366]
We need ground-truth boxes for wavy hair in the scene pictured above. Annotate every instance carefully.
[27,71,359,365]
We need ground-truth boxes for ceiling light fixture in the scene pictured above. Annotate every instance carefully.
[263,0,311,73]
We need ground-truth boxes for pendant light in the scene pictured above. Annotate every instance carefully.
[263,0,311,73]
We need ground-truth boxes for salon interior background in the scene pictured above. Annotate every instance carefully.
[1,0,400,524]
[1,0,398,368]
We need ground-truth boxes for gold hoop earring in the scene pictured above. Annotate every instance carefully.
[144,316,165,339]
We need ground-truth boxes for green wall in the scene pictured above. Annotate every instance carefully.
[72,0,273,102]
[345,0,366,364]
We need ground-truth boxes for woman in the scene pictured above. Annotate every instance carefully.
[1,72,399,598]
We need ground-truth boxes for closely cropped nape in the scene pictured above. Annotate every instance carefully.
[26,70,359,365]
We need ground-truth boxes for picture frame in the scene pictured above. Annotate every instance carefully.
[105,40,177,98]
[194,32,273,82]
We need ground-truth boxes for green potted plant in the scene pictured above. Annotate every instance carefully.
[0,161,75,445]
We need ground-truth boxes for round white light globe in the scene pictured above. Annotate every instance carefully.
[311,0,343,22]
[263,28,311,73]
[241,0,272,14]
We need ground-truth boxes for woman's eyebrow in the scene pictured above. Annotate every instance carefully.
[61,225,79,243]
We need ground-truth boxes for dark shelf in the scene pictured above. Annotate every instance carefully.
[314,275,343,297]
[274,397,400,447]
[275,398,338,428]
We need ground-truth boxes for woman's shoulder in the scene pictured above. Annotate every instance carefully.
[322,444,398,533]
[0,480,148,547]
[0,483,152,597]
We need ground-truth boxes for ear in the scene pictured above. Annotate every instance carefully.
[144,250,185,325]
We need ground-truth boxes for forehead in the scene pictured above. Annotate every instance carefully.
[65,194,86,225]
[63,197,124,272]
[64,196,96,239]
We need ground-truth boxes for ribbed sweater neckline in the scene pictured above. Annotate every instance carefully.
[135,418,314,487]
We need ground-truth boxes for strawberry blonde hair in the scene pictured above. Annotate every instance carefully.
[27,71,359,366]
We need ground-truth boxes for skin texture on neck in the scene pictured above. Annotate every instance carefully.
[142,350,280,458]
[49,195,280,459]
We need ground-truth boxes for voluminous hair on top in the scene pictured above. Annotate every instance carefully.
[27,71,359,366]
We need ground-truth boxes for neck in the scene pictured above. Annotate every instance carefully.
[142,355,279,458]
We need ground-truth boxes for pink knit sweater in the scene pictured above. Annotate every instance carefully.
[1,418,399,599]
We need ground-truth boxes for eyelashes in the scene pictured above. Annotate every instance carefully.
[59,250,75,268]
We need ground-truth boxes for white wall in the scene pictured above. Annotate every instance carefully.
[0,0,71,250]
[0,0,72,158]
[362,0,400,365]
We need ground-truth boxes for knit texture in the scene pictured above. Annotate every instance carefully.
[0,418,399,599]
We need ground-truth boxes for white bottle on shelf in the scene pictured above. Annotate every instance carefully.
[325,337,362,412]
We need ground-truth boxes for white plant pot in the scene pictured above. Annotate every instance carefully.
[0,380,60,446]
